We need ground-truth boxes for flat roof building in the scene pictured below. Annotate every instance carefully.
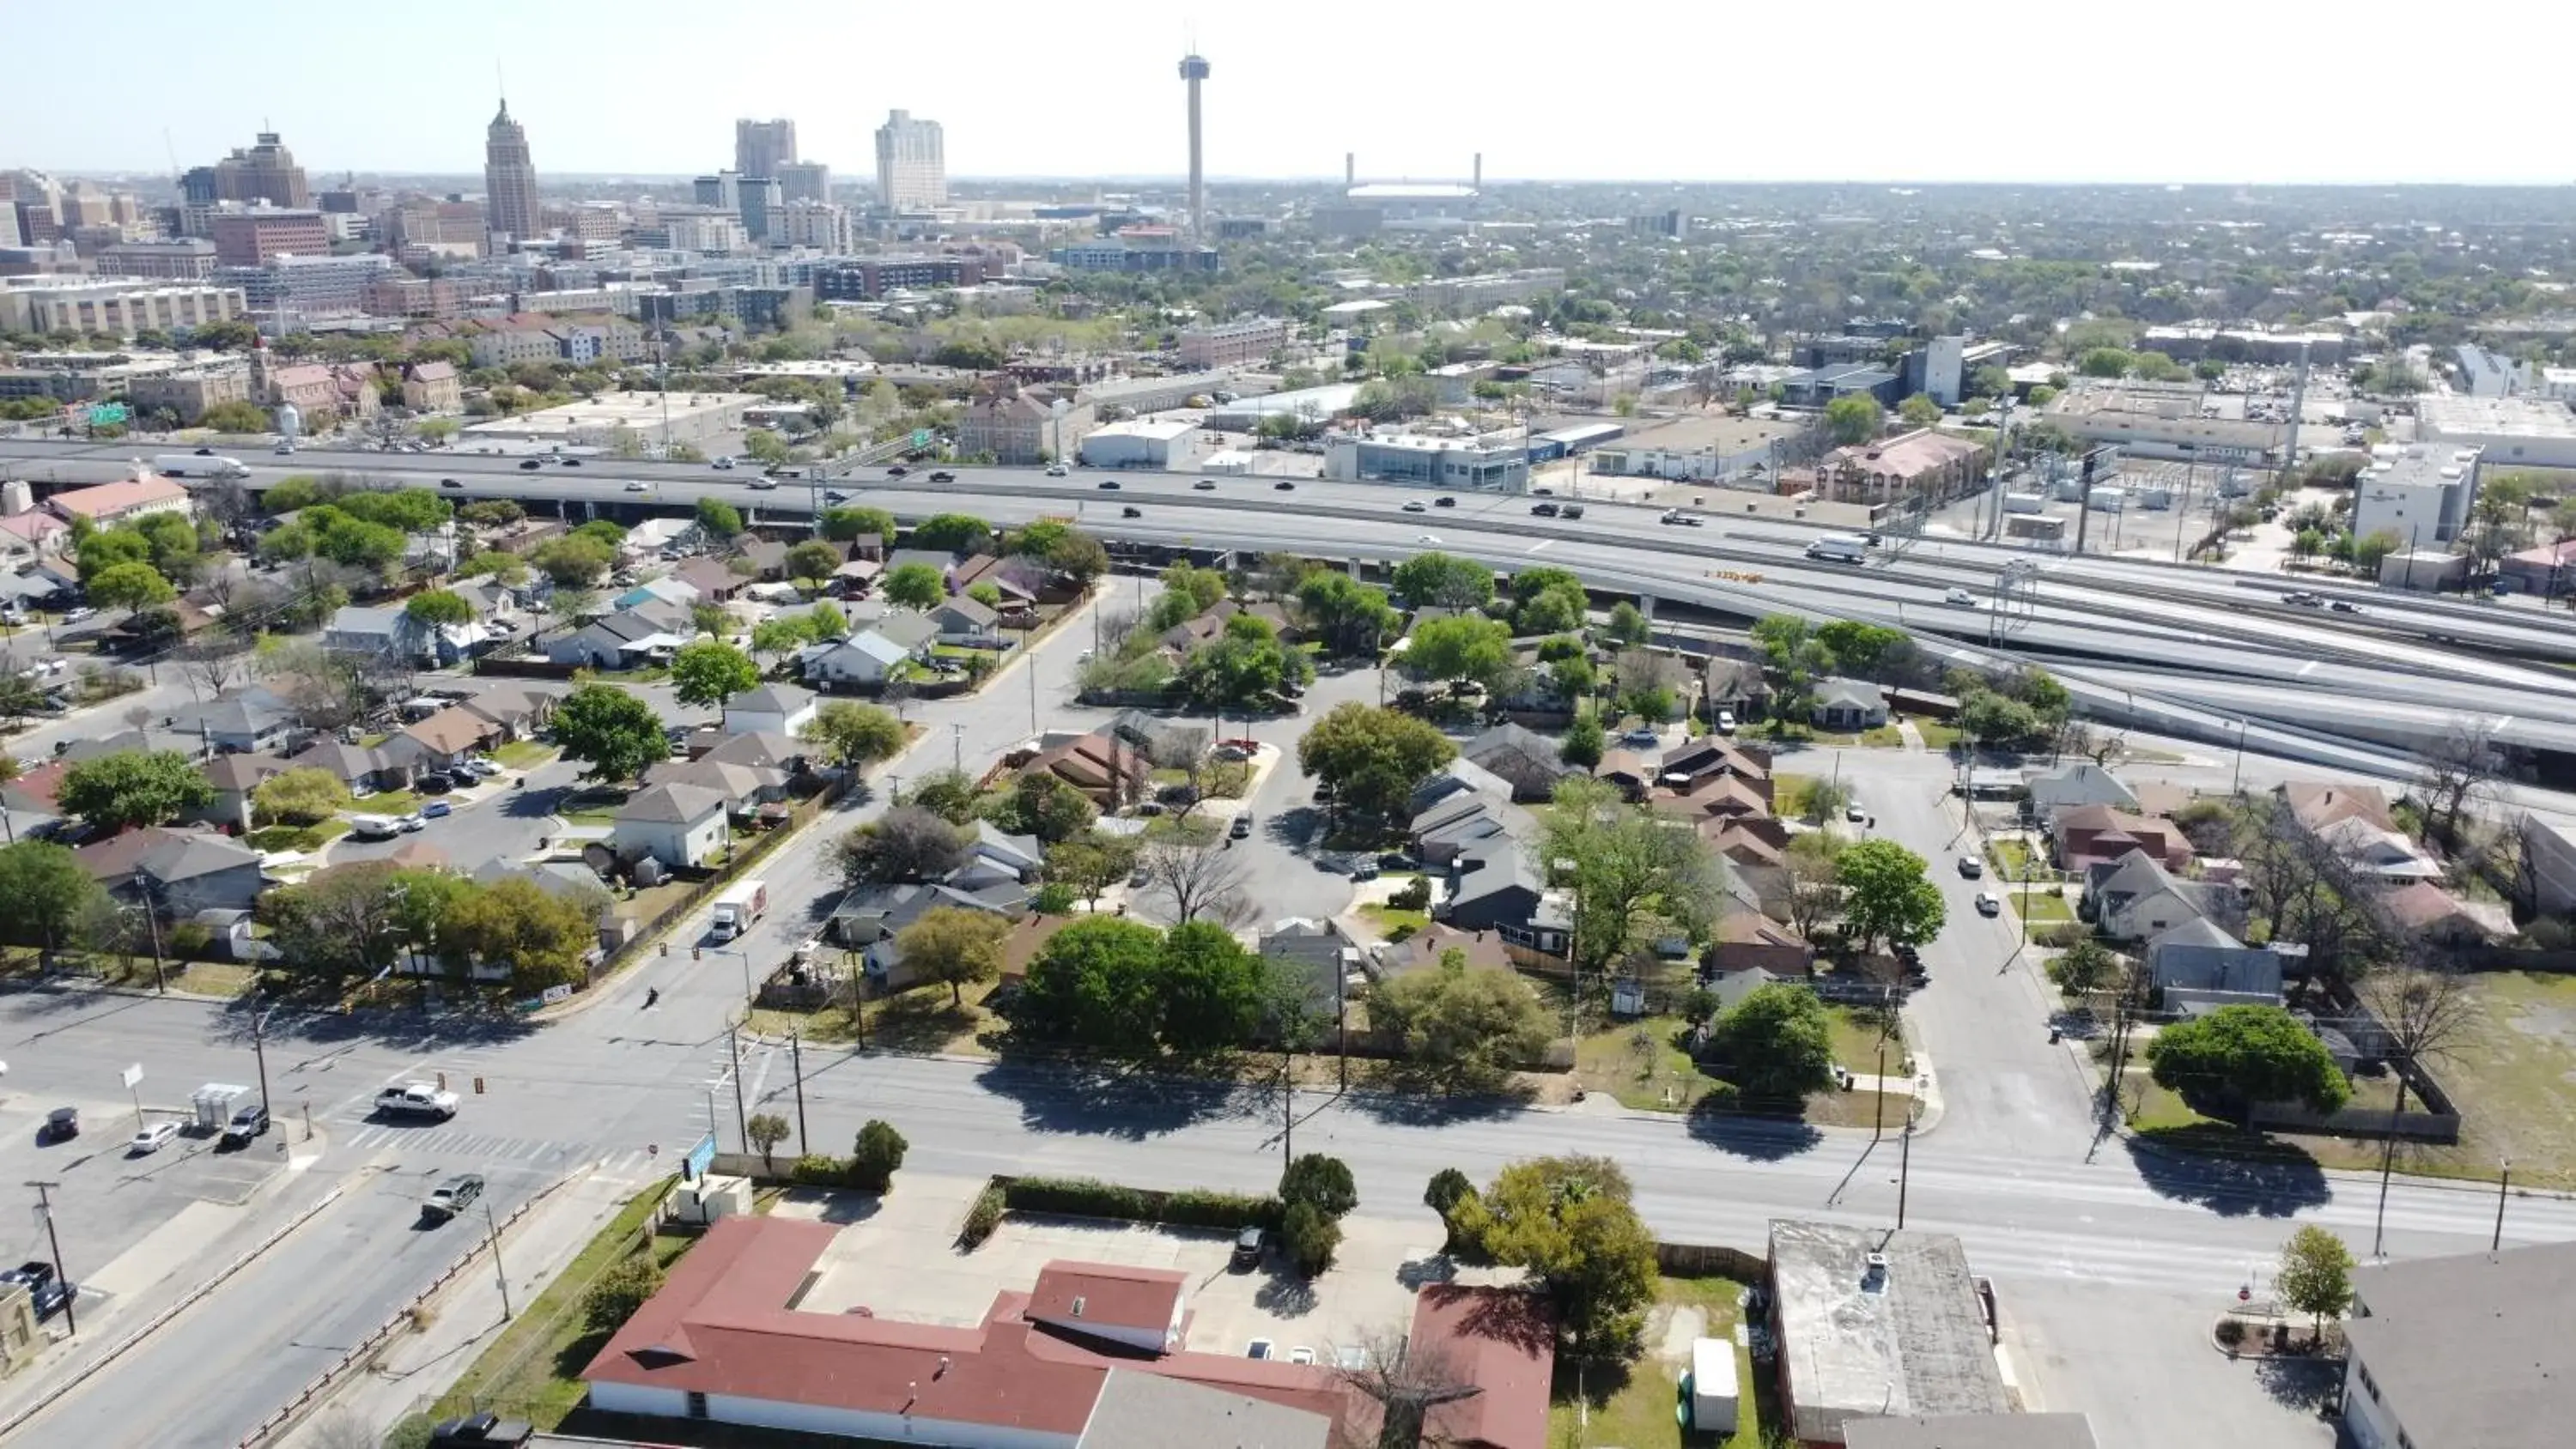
[2353,442,2482,550]
[1077,417,1206,471]
[460,391,760,449]
[2341,1241,2576,1449]
[1766,1220,2010,1446]
[2044,385,2280,465]
[1326,428,1528,493]
[2415,395,2576,471]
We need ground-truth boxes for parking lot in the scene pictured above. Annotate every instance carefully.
[781,1173,1508,1363]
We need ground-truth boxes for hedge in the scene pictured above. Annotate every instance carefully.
[980,1175,1283,1239]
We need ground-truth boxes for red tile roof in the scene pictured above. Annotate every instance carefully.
[1413,1286,1552,1449]
[1027,1263,1184,1337]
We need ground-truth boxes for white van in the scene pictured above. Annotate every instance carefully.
[349,815,401,840]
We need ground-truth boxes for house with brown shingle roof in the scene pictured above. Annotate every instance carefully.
[390,705,503,771]
[2281,780,2395,834]
[1019,730,1148,805]
[2050,803,2193,872]
[200,751,293,831]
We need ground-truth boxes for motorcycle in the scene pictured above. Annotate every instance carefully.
[646,988,660,1008]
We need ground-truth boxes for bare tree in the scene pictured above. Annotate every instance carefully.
[1145,728,1216,825]
[2417,718,2508,851]
[1775,836,1844,944]
[2353,964,2480,1255]
[1338,1324,1481,1449]
[1137,834,1255,928]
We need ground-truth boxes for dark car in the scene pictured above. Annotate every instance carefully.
[1231,1226,1266,1269]
[824,489,852,504]
[1558,504,1585,518]
[517,459,543,470]
[1193,478,1216,490]
[886,465,908,477]
[439,477,462,489]
[194,447,215,456]
[1229,815,1252,839]
[39,1106,76,1143]
[558,458,580,467]
[927,470,955,483]
[3,1262,71,1320]
[415,773,457,794]
[426,1410,533,1448]
[1121,506,1142,518]
[1097,479,1121,490]
[1433,495,1455,506]
[1273,481,1295,491]
[1530,502,1559,517]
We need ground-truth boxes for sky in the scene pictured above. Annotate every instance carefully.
[28,0,2576,187]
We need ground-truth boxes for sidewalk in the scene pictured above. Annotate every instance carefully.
[272,1165,642,1449]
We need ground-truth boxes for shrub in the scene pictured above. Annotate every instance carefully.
[1031,882,1078,915]
[1160,1190,1282,1230]
[2215,1318,2247,1348]
[1279,1154,1358,1220]
[1424,1168,1476,1217]
[1387,876,1431,911]
[960,1184,1006,1248]
[788,1154,847,1186]
[582,1256,665,1334]
[1006,1176,1151,1220]
[2031,922,2093,949]
[1281,1198,1341,1276]
[850,1119,908,1191]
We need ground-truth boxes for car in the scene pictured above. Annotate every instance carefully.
[748,477,780,490]
[886,465,908,477]
[1289,1346,1316,1366]
[422,1172,486,1222]
[1559,503,1585,518]
[1045,464,1068,477]
[712,457,736,470]
[2330,599,2363,614]
[1245,1339,1274,1360]
[222,1102,270,1145]
[1120,506,1142,518]
[1232,1226,1267,1268]
[1273,481,1295,491]
[558,457,581,467]
[1530,501,1560,517]
[824,489,852,504]
[1192,478,1217,490]
[129,1122,179,1155]
[1097,479,1121,490]
[1944,587,1978,606]
[194,446,215,456]
[1434,495,1455,506]
[623,480,651,493]
[440,477,463,490]
[398,813,426,833]
[416,773,456,793]
[1845,803,1866,823]
[60,607,94,622]
[927,470,956,483]
[518,459,543,470]
[1533,487,1554,496]
[1958,853,1984,878]
[1230,815,1253,839]
[40,1106,76,1143]
[1714,708,1737,735]
[420,799,453,819]
[1416,533,1442,544]
[1401,500,1426,512]
[3,1262,71,1320]
[1212,743,1252,762]
[273,440,295,454]
[2281,590,2324,607]
[1975,891,2002,916]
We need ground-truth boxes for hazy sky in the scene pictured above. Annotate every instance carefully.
[30,0,2576,186]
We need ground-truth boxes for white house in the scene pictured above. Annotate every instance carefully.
[610,782,730,868]
[800,615,938,687]
[723,683,816,737]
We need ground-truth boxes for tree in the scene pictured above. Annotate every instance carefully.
[1510,568,1591,635]
[1044,831,1142,906]
[1150,562,1230,629]
[1540,778,1721,986]
[1390,552,1495,611]
[1709,983,1838,1103]
[442,876,599,993]
[785,540,841,584]
[1824,395,1885,446]
[1297,702,1456,821]
[404,589,473,627]
[1281,1197,1342,1276]
[694,496,743,539]
[801,700,904,771]
[2415,718,2505,848]
[86,561,175,613]
[1603,601,1649,647]
[58,750,213,832]
[670,639,761,709]
[531,534,615,587]
[551,683,666,782]
[1451,1155,1658,1359]
[1136,834,1256,929]
[1013,915,1168,1056]
[851,1119,908,1191]
[2275,1226,2355,1343]
[1833,839,1947,953]
[583,1257,665,1334]
[252,767,352,827]
[1559,714,1605,769]
[0,841,107,952]
[2047,938,2121,998]
[2147,1003,2351,1116]
[1156,919,1267,1050]
[911,513,993,555]
[1279,1153,1359,1220]
[884,562,945,609]
[1180,613,1308,710]
[2079,347,2135,379]
[746,1112,791,1166]
[837,806,969,884]
[1899,393,1943,427]
[740,428,791,465]
[996,772,1097,845]
[1293,571,1402,657]
[895,906,1012,1006]
[198,399,270,433]
[1368,950,1552,1089]
[903,768,982,825]
[1402,615,1514,693]
[819,505,898,543]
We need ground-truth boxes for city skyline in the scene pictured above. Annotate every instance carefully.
[21,0,2576,186]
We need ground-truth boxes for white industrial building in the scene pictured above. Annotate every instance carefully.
[1076,418,1206,470]
[2350,443,2482,552]
[2415,396,2576,471]
[462,391,761,450]
[1324,428,1528,492]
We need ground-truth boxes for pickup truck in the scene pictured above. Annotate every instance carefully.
[375,1082,460,1121]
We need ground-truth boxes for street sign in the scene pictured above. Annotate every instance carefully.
[910,428,931,448]
[88,403,129,426]
[684,1131,716,1182]
[121,1064,142,1089]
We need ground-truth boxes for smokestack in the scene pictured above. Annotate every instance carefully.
[1346,152,1355,189]
[1473,153,1482,191]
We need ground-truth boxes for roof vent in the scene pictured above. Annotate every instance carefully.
[1070,1295,1087,1318]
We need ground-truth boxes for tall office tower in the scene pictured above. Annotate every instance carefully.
[874,110,946,210]
[775,161,832,204]
[735,118,798,182]
[483,98,540,244]
[694,171,742,210]
[1178,52,1210,241]
[210,132,310,208]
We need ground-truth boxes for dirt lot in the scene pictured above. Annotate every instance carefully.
[782,1172,1514,1362]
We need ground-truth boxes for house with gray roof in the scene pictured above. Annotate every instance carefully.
[1810,676,1889,731]
[1462,723,1577,803]
[79,827,267,914]
[1259,918,1356,1022]
[325,602,491,667]
[2341,1240,2576,1449]
[723,682,816,737]
[2086,848,2239,942]
[1412,789,1534,869]
[824,880,1024,986]
[2024,761,2141,818]
[2146,918,2282,1011]
[929,595,1000,645]
[610,782,730,868]
[544,602,696,670]
[174,687,300,755]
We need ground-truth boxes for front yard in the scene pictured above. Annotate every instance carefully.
[1550,1274,1765,1449]
[1571,1004,1913,1127]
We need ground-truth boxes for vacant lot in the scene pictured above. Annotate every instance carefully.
[1550,1274,1764,1448]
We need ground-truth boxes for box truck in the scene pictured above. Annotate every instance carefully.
[1805,534,1868,563]
[153,453,250,480]
[711,880,769,941]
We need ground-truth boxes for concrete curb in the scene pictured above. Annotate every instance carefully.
[0,1184,348,1443]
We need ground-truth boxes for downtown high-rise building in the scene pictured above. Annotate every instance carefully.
[186,131,311,209]
[735,118,797,183]
[874,109,945,211]
[483,99,540,245]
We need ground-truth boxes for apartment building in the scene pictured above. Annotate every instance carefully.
[768,200,852,252]
[221,254,394,318]
[0,277,246,337]
[874,110,946,210]
[1177,316,1288,368]
[363,275,461,320]
[961,386,1092,466]
[96,239,218,280]
[127,362,253,425]
[209,209,329,267]
[810,256,984,301]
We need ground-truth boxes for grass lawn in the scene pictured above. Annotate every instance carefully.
[351,790,422,816]
[1575,1016,1710,1113]
[557,790,631,827]
[1550,1274,1765,1448]
[1856,724,1905,749]
[1774,773,1817,822]
[1916,718,1962,750]
[1826,1003,1906,1074]
[245,818,352,852]
[88,956,256,997]
[416,1179,681,1432]
[1986,837,2039,880]
[2015,889,2074,925]
[1358,903,1431,940]
[865,983,997,1056]
[494,740,558,769]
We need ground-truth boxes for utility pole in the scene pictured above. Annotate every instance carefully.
[727,1021,750,1153]
[791,1031,810,1152]
[1895,1113,1915,1230]
[26,1182,73,1333]
[483,1199,513,1320]
[252,1003,275,1115]
[951,721,963,774]
[131,870,165,994]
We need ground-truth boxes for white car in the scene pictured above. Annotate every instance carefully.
[1975,891,2002,917]
[623,480,652,493]
[1416,533,1442,545]
[1288,1346,1316,1366]
[1944,587,1979,607]
[1045,464,1068,477]
[711,457,736,470]
[129,1122,179,1155]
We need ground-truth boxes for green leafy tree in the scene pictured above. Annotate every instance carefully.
[1559,714,1606,768]
[550,683,666,782]
[785,540,841,583]
[1297,701,1456,821]
[835,807,969,884]
[746,1112,791,1164]
[1824,394,1885,445]
[2147,1003,2351,1115]
[1450,1155,1659,1358]
[2078,347,2134,379]
[1603,601,1649,647]
[0,841,108,951]
[741,428,790,465]
[894,906,1012,1006]
[902,768,982,825]
[911,513,993,555]
[1043,831,1142,906]
[1510,567,1591,635]
[669,639,761,709]
[404,589,473,627]
[252,767,352,827]
[583,1258,665,1334]
[444,876,597,994]
[1180,613,1307,709]
[2048,938,2121,997]
[819,506,897,542]
[1390,552,1495,610]
[996,772,1097,844]
[1368,949,1553,1089]
[1293,570,1403,657]
[1149,562,1230,629]
[1833,839,1947,953]
[1014,915,1168,1058]
[1402,615,1514,692]
[694,497,744,538]
[58,750,213,831]
[531,534,615,587]
[1156,920,1268,1053]
[1899,393,1943,427]
[884,562,945,610]
[85,561,175,613]
[462,549,530,585]
[2275,1226,2355,1341]
[198,399,270,433]
[1279,1153,1358,1219]
[800,700,904,770]
[1541,778,1722,983]
[851,1119,908,1191]
[1280,1198,1341,1277]
[1710,983,1838,1102]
